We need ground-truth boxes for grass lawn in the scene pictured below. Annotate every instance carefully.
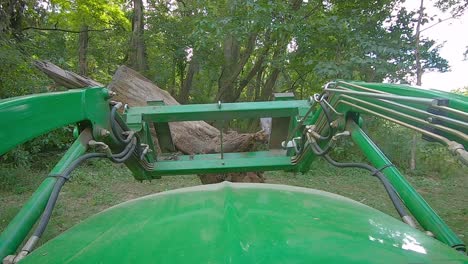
[0,155,466,249]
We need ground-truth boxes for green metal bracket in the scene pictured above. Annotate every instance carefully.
[270,93,296,149]
[0,81,466,258]
[0,87,112,156]
[125,100,310,123]
[0,129,91,259]
[348,120,465,252]
[150,151,293,176]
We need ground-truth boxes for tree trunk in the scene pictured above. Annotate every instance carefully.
[261,68,281,101]
[415,0,424,87]
[126,0,147,73]
[2,0,26,34]
[178,54,199,104]
[78,25,89,76]
[34,60,102,88]
[109,66,267,183]
[260,42,285,100]
[410,134,417,171]
[411,0,424,171]
[35,61,267,183]
[236,40,271,100]
[254,67,263,101]
[216,33,257,102]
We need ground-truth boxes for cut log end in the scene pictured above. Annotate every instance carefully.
[36,61,267,184]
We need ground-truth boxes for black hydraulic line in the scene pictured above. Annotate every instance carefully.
[110,138,137,163]
[110,105,126,143]
[114,109,131,131]
[111,109,142,157]
[31,110,141,245]
[305,98,336,154]
[310,140,333,156]
[310,143,410,221]
[22,104,149,256]
[111,106,135,145]
[33,152,106,239]
[111,135,136,159]
[115,114,143,157]
[31,177,65,238]
[33,139,137,242]
[323,154,408,219]
[317,100,334,141]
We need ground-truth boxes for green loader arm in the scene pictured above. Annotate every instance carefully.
[0,81,466,262]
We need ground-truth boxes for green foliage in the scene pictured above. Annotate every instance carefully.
[363,117,465,177]
[47,0,130,30]
[435,0,468,17]
[1,127,74,168]
[144,0,449,101]
[0,38,50,98]
[0,0,461,167]
[452,86,468,96]
[1,0,131,166]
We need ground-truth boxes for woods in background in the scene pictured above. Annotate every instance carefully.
[2,0,460,101]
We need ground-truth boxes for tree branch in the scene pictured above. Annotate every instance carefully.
[420,16,455,33]
[22,26,114,33]
[226,33,258,86]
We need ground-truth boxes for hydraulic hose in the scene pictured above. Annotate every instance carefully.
[111,105,133,144]
[110,135,136,159]
[110,138,137,163]
[24,143,137,255]
[310,143,415,227]
[110,107,142,157]
[309,140,334,156]
[21,106,143,257]
[30,153,106,245]
[317,100,334,141]
[306,99,336,154]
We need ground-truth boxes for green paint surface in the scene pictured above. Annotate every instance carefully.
[23,183,467,263]
[0,87,110,156]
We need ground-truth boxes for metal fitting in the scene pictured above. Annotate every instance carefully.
[140,144,150,159]
[446,141,468,165]
[122,131,136,141]
[88,140,112,157]
[323,81,336,90]
[330,120,340,128]
[2,234,37,264]
[313,93,322,102]
[110,101,123,108]
[447,141,464,154]
[281,138,300,150]
[331,131,351,141]
[99,129,110,137]
[304,128,322,140]
[402,215,417,228]
[425,231,434,237]
[454,148,468,166]
[21,236,39,254]
[3,255,15,264]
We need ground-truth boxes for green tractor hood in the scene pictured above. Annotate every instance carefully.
[22,182,466,263]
